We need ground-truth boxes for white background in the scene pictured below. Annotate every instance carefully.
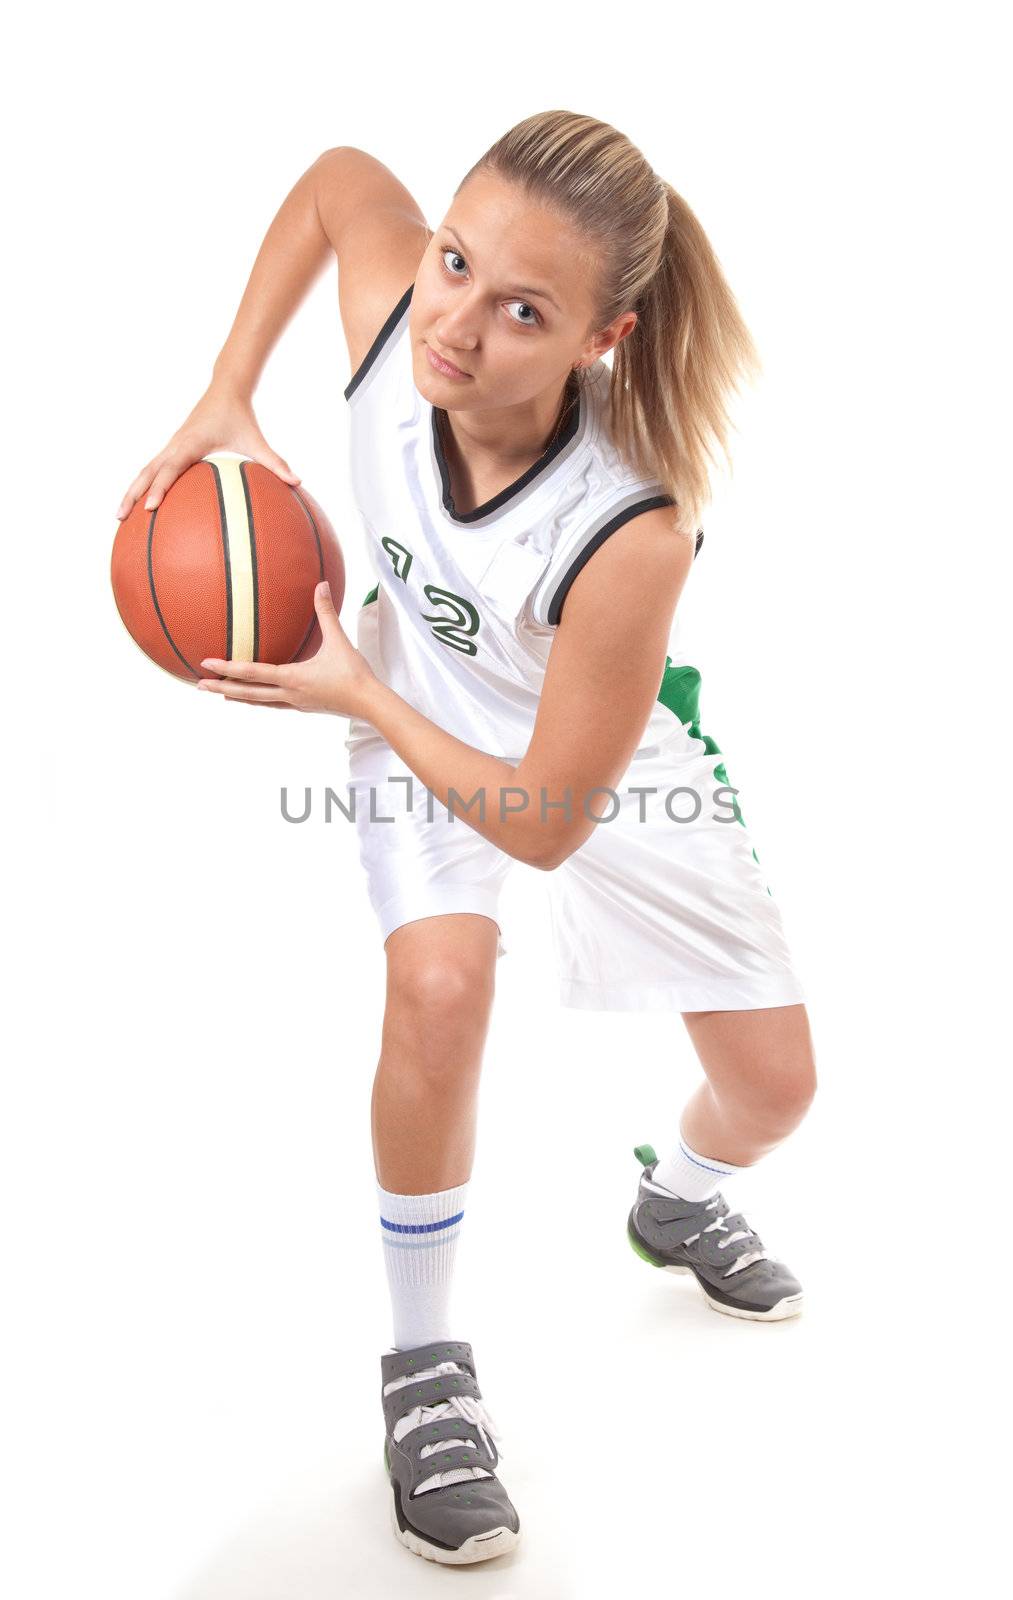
[4,4,1010,1595]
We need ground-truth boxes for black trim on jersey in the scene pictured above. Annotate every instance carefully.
[546,501,705,626]
[432,381,583,525]
[343,282,415,401]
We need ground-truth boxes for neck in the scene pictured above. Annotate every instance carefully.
[438,370,579,469]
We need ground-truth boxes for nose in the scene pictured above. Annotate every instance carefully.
[434,294,480,351]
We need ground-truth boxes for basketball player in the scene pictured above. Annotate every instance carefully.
[116,113,818,1566]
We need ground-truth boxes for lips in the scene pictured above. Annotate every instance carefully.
[426,344,470,379]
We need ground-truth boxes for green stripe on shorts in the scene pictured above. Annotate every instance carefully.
[656,659,771,893]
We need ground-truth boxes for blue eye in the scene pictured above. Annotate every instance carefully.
[506,300,539,327]
[438,245,541,328]
[441,247,467,277]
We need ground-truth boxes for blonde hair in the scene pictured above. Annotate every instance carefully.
[458,110,761,540]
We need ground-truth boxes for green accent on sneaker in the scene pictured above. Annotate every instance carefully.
[633,1143,658,1166]
[627,1226,662,1268]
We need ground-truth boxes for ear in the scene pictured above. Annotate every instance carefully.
[594,309,638,363]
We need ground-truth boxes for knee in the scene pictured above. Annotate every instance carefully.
[729,1050,817,1137]
[780,1054,818,1123]
[761,1056,819,1132]
[386,955,494,1039]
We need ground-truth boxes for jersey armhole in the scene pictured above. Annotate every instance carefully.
[531,502,705,628]
[343,281,415,402]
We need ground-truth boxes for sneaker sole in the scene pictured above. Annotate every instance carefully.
[385,1449,520,1565]
[627,1214,804,1322]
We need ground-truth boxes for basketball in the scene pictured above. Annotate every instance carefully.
[110,453,345,684]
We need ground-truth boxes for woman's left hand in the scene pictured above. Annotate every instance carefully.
[197,582,377,716]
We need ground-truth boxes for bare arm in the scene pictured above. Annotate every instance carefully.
[514,511,696,865]
[116,146,429,518]
[115,147,361,518]
[350,510,696,867]
[213,143,429,395]
[210,145,353,397]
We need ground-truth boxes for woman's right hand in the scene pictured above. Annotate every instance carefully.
[114,382,301,520]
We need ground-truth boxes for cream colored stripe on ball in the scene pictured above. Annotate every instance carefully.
[207,453,256,661]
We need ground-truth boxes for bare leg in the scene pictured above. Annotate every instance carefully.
[678,1003,818,1167]
[371,912,500,1193]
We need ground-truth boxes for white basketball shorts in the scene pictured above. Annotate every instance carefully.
[344,722,807,1014]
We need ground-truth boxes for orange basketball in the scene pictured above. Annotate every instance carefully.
[110,453,345,684]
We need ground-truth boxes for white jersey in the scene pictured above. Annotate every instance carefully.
[342,280,704,771]
[337,280,806,1014]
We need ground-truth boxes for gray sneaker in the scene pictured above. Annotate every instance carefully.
[380,1338,521,1564]
[628,1144,804,1321]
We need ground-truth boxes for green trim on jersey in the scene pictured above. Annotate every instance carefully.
[656,660,742,821]
[656,659,772,894]
[362,584,379,606]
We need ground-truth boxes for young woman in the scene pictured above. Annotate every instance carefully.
[116,111,817,1567]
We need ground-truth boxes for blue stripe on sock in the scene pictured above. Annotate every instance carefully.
[380,1210,465,1235]
[678,1142,735,1176]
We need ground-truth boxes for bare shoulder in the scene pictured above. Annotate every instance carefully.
[318,147,430,378]
[600,502,698,568]
[558,502,696,631]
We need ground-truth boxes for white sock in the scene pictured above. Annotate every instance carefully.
[377,1178,491,1496]
[376,1178,468,1352]
[645,1134,745,1203]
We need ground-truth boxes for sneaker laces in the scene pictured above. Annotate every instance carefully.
[384,1359,504,1496]
[684,1196,772,1277]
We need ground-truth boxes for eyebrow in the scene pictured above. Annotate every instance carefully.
[442,225,561,312]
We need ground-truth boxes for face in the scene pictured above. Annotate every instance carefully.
[409,168,636,411]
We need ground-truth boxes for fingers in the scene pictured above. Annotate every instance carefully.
[200,657,293,685]
[116,451,302,520]
[116,458,159,520]
[260,452,301,485]
[197,678,294,705]
[115,393,303,522]
[115,452,177,520]
[197,656,302,708]
[141,456,183,513]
